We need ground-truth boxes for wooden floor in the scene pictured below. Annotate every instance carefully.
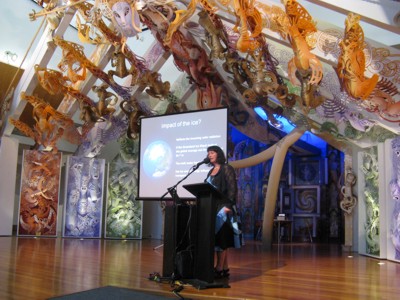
[0,236,399,300]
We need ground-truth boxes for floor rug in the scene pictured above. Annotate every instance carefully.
[48,286,173,300]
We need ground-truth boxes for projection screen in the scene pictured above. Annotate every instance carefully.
[138,107,228,200]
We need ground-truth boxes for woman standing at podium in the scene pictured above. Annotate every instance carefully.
[205,145,239,279]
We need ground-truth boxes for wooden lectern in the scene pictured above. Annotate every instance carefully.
[162,182,222,284]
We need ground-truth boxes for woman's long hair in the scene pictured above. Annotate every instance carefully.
[207,145,226,165]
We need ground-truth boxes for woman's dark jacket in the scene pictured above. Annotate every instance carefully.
[205,163,237,212]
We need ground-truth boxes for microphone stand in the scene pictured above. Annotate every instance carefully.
[158,164,202,281]
[160,164,200,202]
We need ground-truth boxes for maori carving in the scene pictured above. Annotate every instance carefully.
[76,14,103,45]
[283,0,323,86]
[107,0,142,38]
[222,52,253,95]
[9,118,40,147]
[234,0,262,54]
[164,0,197,46]
[57,45,88,84]
[120,97,149,139]
[34,65,99,121]
[166,27,225,108]
[29,0,64,33]
[340,168,357,215]
[361,148,380,255]
[64,157,105,237]
[242,52,279,102]
[91,83,118,116]
[253,0,325,114]
[106,151,142,238]
[138,70,171,99]
[336,13,379,100]
[9,93,81,151]
[18,150,61,236]
[365,78,400,122]
[108,44,140,86]
[198,10,227,59]
[165,93,188,114]
[74,0,124,45]
[53,36,132,100]
[342,111,375,132]
[75,1,169,100]
[390,138,400,259]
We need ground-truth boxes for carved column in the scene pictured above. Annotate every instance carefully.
[340,168,357,252]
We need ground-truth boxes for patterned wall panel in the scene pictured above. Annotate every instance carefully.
[63,156,105,238]
[18,150,61,236]
[105,160,142,239]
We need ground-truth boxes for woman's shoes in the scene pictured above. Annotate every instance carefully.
[223,269,230,278]
[214,268,230,279]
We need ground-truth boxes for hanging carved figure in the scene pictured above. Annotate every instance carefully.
[282,0,323,85]
[108,44,140,86]
[165,94,188,114]
[120,97,149,139]
[57,46,88,84]
[9,93,81,152]
[336,13,379,100]
[197,9,228,59]
[234,0,262,53]
[281,0,324,111]
[91,83,118,116]
[30,0,64,33]
[107,0,142,38]
[138,70,171,99]
[76,14,103,45]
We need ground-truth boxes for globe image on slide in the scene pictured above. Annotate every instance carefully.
[143,141,173,178]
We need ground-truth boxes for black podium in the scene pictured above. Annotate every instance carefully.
[162,182,222,284]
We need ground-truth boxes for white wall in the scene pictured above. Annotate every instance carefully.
[0,137,19,235]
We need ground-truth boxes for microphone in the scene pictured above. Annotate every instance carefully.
[193,157,210,169]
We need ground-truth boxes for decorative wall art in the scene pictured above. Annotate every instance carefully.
[293,186,320,214]
[17,150,61,236]
[63,156,105,238]
[294,159,321,186]
[361,147,380,256]
[389,138,400,261]
[105,160,142,239]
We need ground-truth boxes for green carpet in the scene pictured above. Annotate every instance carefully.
[48,286,173,300]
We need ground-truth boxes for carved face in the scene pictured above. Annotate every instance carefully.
[112,1,141,37]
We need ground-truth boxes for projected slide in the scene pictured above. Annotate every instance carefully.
[138,107,228,199]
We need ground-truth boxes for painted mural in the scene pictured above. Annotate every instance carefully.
[390,138,400,261]
[105,159,142,239]
[18,150,61,236]
[361,147,380,255]
[63,156,105,238]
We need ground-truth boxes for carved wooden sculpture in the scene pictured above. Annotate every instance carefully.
[336,13,379,100]
[9,93,81,151]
